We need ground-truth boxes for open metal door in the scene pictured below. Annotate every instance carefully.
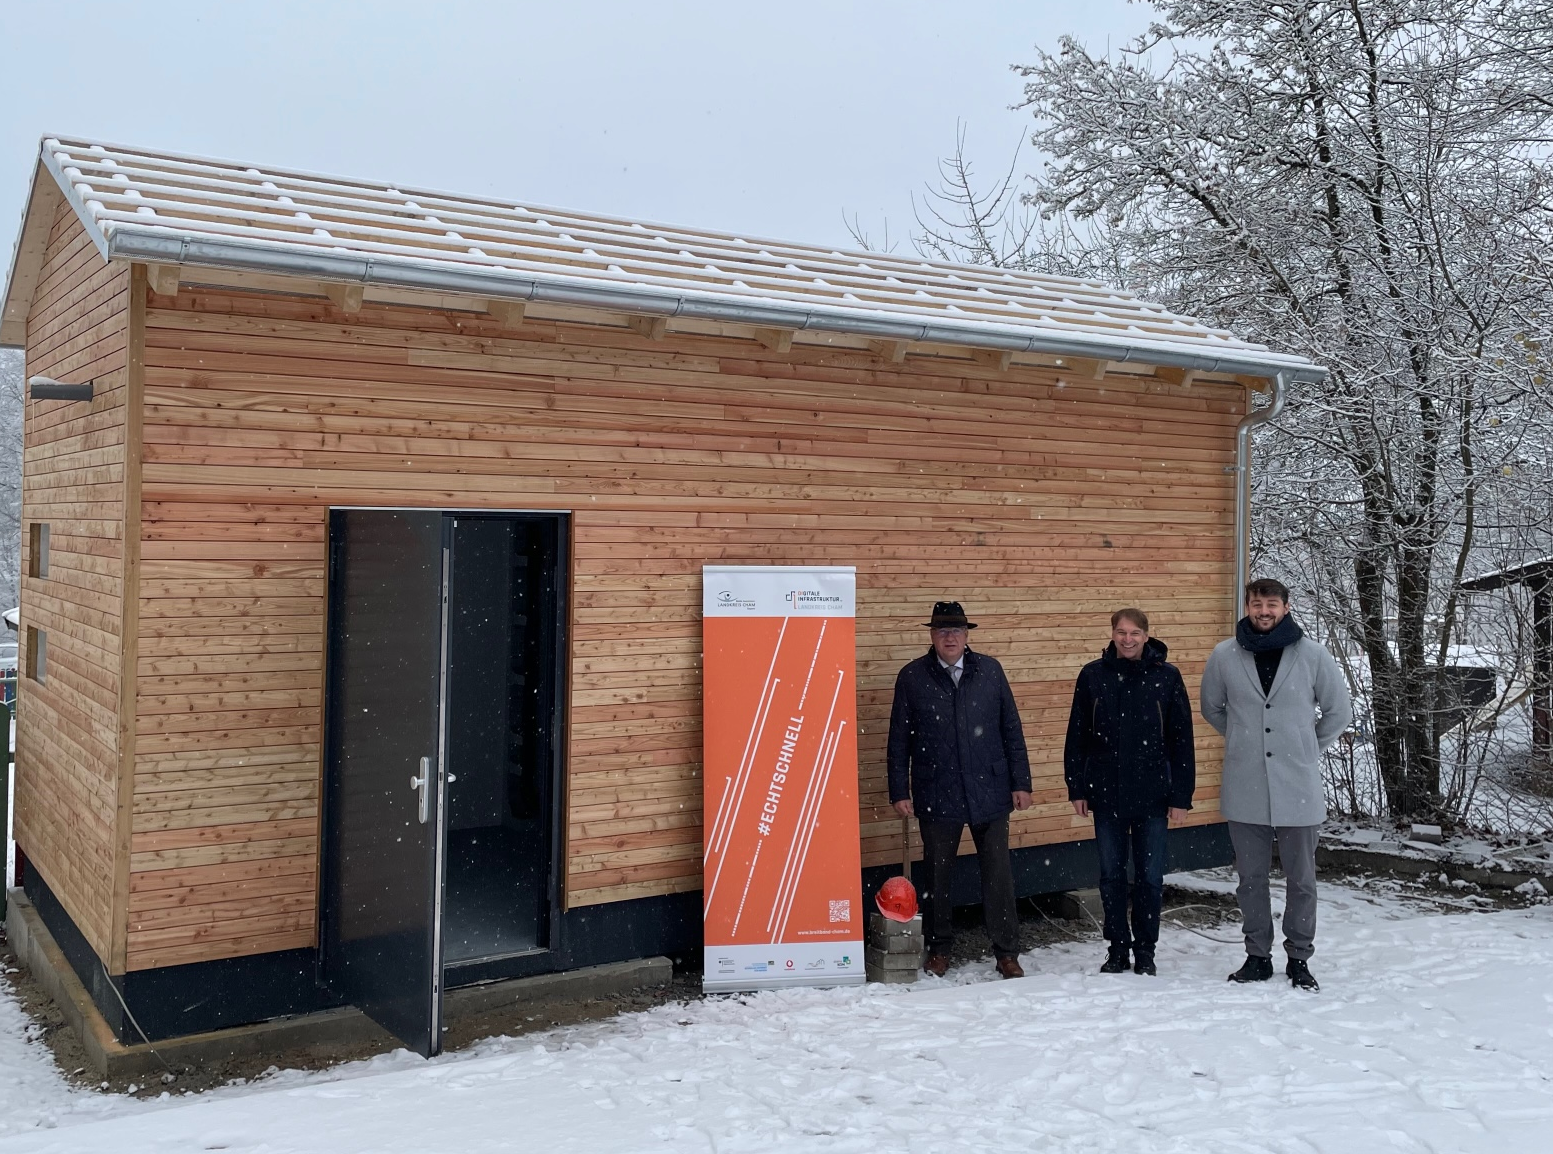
[322,509,449,1057]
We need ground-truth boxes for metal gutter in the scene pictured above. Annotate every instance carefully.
[102,227,1328,384]
[1232,370,1289,622]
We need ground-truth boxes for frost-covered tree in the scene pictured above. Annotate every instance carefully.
[913,1,1553,818]
[1017,0,1553,818]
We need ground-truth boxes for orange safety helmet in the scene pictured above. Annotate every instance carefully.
[874,875,919,922]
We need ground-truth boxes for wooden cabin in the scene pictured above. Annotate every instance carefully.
[1,136,1322,1053]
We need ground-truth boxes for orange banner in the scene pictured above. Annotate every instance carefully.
[702,566,864,991]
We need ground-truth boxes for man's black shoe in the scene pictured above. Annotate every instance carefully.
[1132,946,1157,976]
[1100,944,1130,973]
[1286,958,1320,991]
[1227,954,1274,982]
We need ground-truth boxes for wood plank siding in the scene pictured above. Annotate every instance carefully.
[121,281,1241,970]
[16,206,131,962]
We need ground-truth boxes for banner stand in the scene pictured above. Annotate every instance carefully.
[701,566,865,992]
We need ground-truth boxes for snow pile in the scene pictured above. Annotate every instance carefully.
[0,963,129,1134]
[4,875,1553,1152]
[1513,877,1549,903]
[1325,817,1553,880]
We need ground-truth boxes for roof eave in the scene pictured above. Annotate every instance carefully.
[1460,556,1553,591]
[1,157,72,347]
[104,226,1328,383]
[2,138,118,348]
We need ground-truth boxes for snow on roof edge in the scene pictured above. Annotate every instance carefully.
[6,135,1327,380]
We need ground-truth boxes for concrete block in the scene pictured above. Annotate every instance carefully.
[867,929,924,955]
[865,944,921,973]
[865,964,918,985]
[1410,823,1444,844]
[1052,888,1104,924]
[868,913,922,940]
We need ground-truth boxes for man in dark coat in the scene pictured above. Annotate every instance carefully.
[888,601,1032,979]
[1065,608,1196,976]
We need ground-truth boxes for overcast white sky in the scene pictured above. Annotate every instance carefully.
[0,0,1148,255]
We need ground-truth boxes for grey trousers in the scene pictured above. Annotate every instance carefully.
[1227,821,1319,961]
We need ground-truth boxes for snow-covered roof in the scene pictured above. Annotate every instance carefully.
[2,136,1324,380]
[1461,557,1553,592]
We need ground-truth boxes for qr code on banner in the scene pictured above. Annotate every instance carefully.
[828,899,851,924]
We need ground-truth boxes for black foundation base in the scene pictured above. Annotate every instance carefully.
[22,824,1230,1043]
[861,821,1235,913]
[22,865,700,1043]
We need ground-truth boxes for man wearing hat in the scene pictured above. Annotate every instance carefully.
[888,602,1033,978]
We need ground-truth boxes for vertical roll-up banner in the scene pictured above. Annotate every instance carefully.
[702,565,864,992]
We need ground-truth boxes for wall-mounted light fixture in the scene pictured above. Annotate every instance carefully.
[28,376,94,401]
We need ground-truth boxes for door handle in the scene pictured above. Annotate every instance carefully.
[410,756,431,824]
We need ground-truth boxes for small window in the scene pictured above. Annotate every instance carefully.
[29,523,49,578]
[26,627,45,684]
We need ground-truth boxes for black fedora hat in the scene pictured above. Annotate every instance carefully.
[923,601,977,629]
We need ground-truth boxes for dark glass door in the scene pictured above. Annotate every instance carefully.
[321,510,449,1057]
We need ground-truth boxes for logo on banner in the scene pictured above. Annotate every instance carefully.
[786,588,844,610]
[716,589,757,611]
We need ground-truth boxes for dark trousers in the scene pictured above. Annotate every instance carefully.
[1093,810,1168,948]
[918,814,1020,958]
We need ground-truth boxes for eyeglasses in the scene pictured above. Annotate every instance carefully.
[931,627,967,637]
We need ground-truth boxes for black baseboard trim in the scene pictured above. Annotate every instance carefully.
[22,866,128,1038]
[20,866,704,1042]
[20,825,1230,1042]
[442,891,703,989]
[861,822,1234,910]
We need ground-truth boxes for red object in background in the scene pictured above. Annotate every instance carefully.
[875,874,918,922]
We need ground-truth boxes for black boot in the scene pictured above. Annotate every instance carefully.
[1286,958,1320,991]
[1100,943,1130,973]
[1132,945,1156,976]
[1227,955,1274,983]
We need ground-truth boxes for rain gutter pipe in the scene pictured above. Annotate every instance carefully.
[97,229,1328,385]
[1232,370,1289,624]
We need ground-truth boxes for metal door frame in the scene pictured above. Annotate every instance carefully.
[441,509,570,971]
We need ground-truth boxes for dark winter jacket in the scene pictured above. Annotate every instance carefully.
[887,648,1032,825]
[1063,638,1196,816]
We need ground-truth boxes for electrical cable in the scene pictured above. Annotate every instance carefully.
[1032,899,1247,947]
[99,960,174,1078]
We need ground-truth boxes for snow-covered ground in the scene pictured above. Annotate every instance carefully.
[4,872,1552,1153]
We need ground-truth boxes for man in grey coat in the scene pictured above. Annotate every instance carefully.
[1200,578,1352,991]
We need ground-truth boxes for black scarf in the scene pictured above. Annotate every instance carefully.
[1236,612,1304,653]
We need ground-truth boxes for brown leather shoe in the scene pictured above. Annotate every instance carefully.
[995,956,1025,979]
[924,952,950,977]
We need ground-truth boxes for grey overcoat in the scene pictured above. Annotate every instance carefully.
[1199,637,1353,827]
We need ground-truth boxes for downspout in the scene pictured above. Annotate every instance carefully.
[1232,371,1288,625]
